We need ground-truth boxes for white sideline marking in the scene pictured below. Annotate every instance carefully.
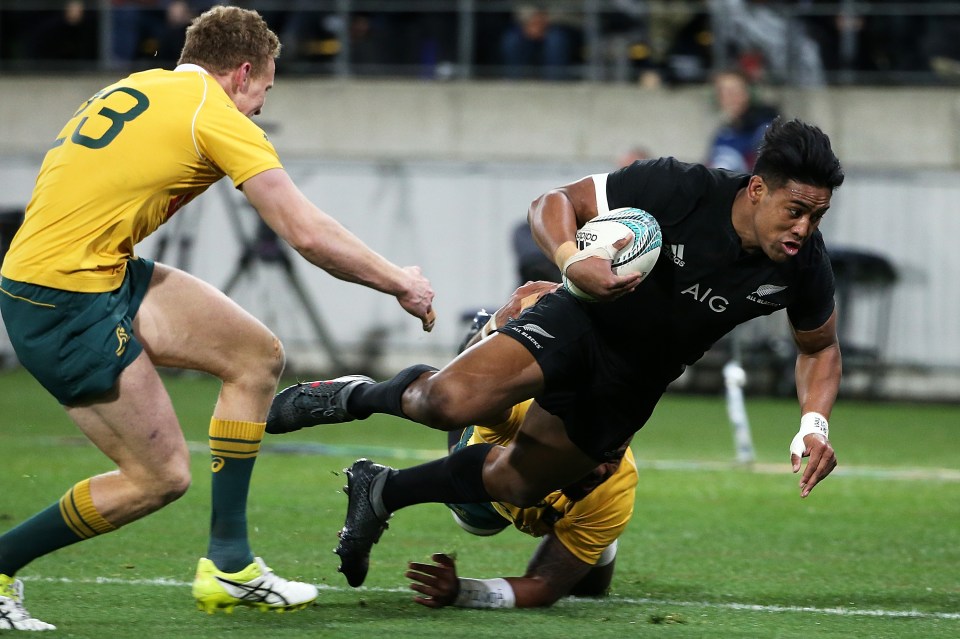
[21,576,960,621]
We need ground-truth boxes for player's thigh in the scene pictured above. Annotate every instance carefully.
[67,350,189,484]
[134,262,281,380]
[418,333,544,426]
[485,401,597,505]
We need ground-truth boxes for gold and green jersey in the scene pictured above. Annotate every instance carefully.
[2,65,282,292]
[470,400,638,565]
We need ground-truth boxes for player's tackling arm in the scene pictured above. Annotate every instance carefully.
[241,168,436,330]
[790,307,841,496]
[406,535,607,609]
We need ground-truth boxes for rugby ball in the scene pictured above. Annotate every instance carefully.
[563,207,662,300]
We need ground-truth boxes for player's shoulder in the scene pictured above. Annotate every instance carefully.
[798,230,831,269]
[617,157,744,195]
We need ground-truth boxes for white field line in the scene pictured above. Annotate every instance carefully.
[20,576,960,621]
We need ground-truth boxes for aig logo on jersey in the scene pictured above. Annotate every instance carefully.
[682,284,728,312]
[747,284,788,307]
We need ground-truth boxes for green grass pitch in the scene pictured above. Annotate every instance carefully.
[1,367,958,638]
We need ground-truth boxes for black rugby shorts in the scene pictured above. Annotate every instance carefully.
[497,288,670,462]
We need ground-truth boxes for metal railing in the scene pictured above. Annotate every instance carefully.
[1,1,958,86]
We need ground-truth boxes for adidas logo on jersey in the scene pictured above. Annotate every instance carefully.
[670,244,685,267]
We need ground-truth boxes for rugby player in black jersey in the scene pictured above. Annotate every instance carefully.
[268,118,845,602]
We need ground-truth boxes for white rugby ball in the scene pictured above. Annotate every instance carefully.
[563,207,662,300]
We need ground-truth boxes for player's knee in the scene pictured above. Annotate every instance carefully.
[232,333,285,395]
[253,333,284,381]
[131,466,191,514]
[160,470,191,505]
[268,335,286,380]
[414,375,472,428]
[152,465,192,507]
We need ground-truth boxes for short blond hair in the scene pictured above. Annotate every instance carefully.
[178,5,281,78]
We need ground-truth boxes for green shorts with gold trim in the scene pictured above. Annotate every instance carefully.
[0,257,155,405]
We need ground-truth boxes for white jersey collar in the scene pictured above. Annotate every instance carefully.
[174,63,210,75]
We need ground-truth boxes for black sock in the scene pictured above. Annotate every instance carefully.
[381,443,494,512]
[347,364,437,419]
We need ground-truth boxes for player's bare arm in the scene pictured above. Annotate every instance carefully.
[519,534,598,605]
[790,308,841,496]
[242,168,435,330]
[528,177,641,302]
[405,534,594,609]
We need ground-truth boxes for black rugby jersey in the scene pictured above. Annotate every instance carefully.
[587,157,835,375]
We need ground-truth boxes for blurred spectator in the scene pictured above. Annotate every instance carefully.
[600,0,711,86]
[273,2,334,70]
[109,0,168,69]
[704,69,780,171]
[616,145,653,168]
[799,0,872,77]
[152,1,195,64]
[597,0,656,83]
[501,4,581,81]
[710,0,825,86]
[922,0,960,80]
[24,1,98,68]
[659,9,714,85]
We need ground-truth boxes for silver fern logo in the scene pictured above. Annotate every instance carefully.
[752,284,787,297]
[747,284,787,307]
[521,324,555,339]
[505,323,555,350]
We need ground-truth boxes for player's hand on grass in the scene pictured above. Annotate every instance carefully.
[406,553,460,608]
[790,433,837,498]
[563,235,642,302]
[396,265,437,331]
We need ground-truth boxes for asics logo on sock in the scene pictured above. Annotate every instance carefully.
[211,456,225,472]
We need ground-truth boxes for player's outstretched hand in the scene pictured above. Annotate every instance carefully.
[396,265,437,331]
[790,433,837,498]
[493,280,561,327]
[406,553,460,608]
[563,235,642,302]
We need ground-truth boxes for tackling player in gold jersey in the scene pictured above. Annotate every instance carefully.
[408,395,637,608]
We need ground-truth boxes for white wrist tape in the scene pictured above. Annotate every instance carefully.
[595,539,619,568]
[790,412,829,457]
[479,314,498,339]
[561,240,623,276]
[454,577,516,609]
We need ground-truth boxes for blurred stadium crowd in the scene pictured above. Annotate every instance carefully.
[2,1,960,85]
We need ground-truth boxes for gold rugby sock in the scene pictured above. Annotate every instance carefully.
[0,478,115,575]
